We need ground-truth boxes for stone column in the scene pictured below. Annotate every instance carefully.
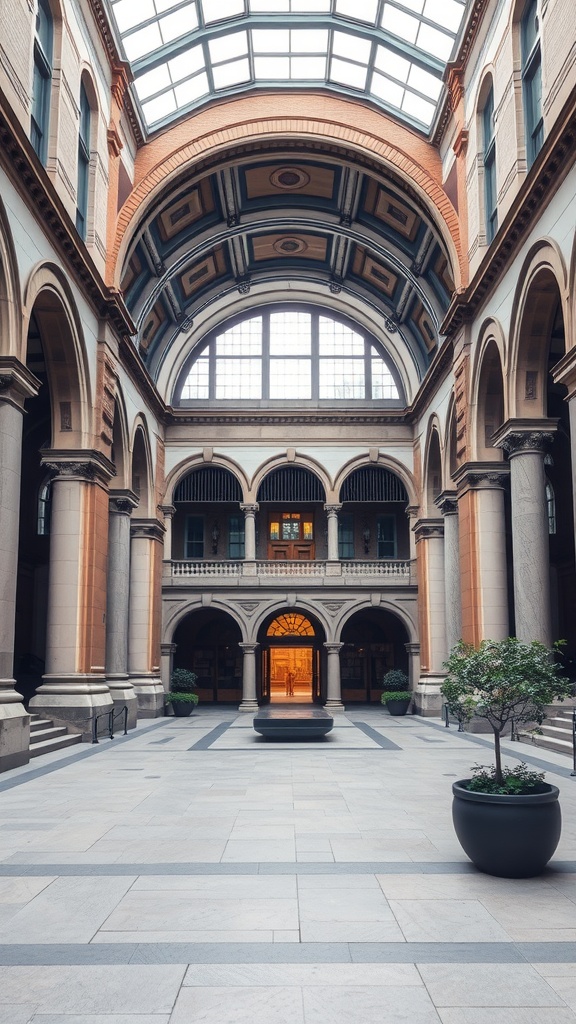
[406,505,419,583]
[324,504,342,561]
[239,642,259,712]
[454,464,510,643]
[413,519,446,716]
[323,642,345,712]
[240,503,258,578]
[159,504,176,560]
[435,493,462,656]
[30,453,115,736]
[105,491,138,729]
[495,424,556,646]
[404,642,420,693]
[160,642,177,692]
[551,353,576,558]
[0,362,39,770]
[128,519,165,717]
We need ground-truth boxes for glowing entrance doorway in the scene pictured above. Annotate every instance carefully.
[264,613,319,704]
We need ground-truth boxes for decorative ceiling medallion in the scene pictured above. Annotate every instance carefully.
[269,167,311,190]
[273,237,309,255]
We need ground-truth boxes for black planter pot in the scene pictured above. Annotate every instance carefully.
[171,701,195,717]
[385,698,411,716]
[452,780,561,878]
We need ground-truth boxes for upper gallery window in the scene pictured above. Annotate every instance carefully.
[521,0,543,167]
[76,83,91,239]
[106,0,468,133]
[177,309,401,403]
[31,0,53,162]
[482,86,497,242]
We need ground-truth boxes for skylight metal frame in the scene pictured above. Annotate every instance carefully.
[107,0,468,135]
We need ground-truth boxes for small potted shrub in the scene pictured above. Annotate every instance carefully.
[380,669,411,716]
[166,668,199,718]
[442,637,572,877]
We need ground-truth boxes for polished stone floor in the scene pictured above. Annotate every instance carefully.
[0,706,575,1023]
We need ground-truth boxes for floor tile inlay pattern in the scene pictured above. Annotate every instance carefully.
[0,708,575,1023]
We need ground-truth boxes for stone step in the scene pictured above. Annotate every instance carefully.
[30,726,69,743]
[30,718,53,733]
[29,734,82,758]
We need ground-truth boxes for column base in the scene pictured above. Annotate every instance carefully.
[29,677,113,739]
[413,675,445,717]
[0,702,30,773]
[324,699,345,712]
[238,699,259,712]
[130,676,165,718]
[106,676,138,730]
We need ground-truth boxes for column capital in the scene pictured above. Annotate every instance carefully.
[405,642,420,655]
[323,642,344,654]
[323,504,342,515]
[159,504,176,520]
[240,503,259,515]
[406,504,420,519]
[453,461,509,493]
[435,491,458,516]
[130,518,166,542]
[492,419,558,456]
[109,489,139,515]
[239,642,259,654]
[0,356,41,409]
[41,449,115,485]
[551,346,576,398]
[413,518,444,541]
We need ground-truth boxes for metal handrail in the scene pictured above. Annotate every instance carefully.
[91,705,128,744]
[443,702,465,732]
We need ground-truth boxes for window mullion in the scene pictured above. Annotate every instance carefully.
[311,313,319,399]
[262,312,270,400]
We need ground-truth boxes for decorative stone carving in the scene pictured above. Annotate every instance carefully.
[497,430,555,456]
[435,493,458,516]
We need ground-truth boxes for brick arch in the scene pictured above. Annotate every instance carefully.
[109,97,463,287]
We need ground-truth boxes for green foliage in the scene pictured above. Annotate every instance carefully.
[464,762,546,795]
[170,668,198,693]
[380,691,412,703]
[442,637,571,784]
[165,691,199,705]
[381,669,409,692]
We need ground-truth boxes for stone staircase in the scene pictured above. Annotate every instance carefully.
[29,714,83,758]
[521,708,575,759]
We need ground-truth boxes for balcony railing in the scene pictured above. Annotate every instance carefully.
[168,559,413,583]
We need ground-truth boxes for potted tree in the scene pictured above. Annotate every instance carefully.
[380,669,411,716]
[442,637,572,878]
[165,667,199,718]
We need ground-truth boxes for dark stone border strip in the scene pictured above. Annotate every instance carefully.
[1,860,575,876]
[0,720,171,794]
[0,940,574,966]
[187,722,234,749]
[351,722,402,750]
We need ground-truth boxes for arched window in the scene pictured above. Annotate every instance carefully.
[267,614,315,637]
[177,309,401,404]
[521,0,543,167]
[31,0,53,163]
[37,478,51,536]
[482,87,497,242]
[76,82,91,238]
[545,480,556,535]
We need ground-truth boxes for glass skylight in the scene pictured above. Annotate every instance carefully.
[107,0,468,133]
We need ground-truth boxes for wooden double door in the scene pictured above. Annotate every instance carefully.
[267,511,315,560]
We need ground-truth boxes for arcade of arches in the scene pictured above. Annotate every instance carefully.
[1,0,576,770]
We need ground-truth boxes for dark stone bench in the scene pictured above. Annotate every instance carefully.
[253,705,334,740]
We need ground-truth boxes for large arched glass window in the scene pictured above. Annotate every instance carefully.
[31,0,53,163]
[177,309,401,404]
[521,0,543,167]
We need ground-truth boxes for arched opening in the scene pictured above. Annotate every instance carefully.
[257,466,326,561]
[14,313,52,702]
[131,427,151,517]
[338,465,409,561]
[172,608,243,704]
[476,339,505,459]
[425,430,442,513]
[258,608,326,704]
[173,465,244,561]
[340,608,410,704]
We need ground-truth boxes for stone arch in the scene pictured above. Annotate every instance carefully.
[422,419,444,514]
[164,453,249,506]
[334,454,417,507]
[508,240,568,418]
[130,417,154,518]
[110,382,130,490]
[567,229,576,350]
[0,195,22,357]
[162,597,249,644]
[109,98,463,288]
[252,599,331,645]
[251,454,330,504]
[335,597,418,646]
[445,393,459,485]
[470,318,507,461]
[22,262,91,447]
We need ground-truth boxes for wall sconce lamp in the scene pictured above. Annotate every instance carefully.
[363,523,371,555]
[211,522,220,555]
